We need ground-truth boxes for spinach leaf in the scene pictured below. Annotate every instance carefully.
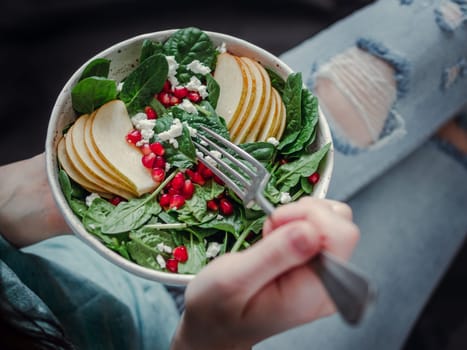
[149,97,167,118]
[231,216,265,252]
[127,228,176,271]
[206,74,220,108]
[275,143,330,192]
[140,39,164,63]
[71,77,117,114]
[277,73,303,150]
[79,58,111,81]
[58,169,88,218]
[177,182,223,223]
[239,142,275,166]
[300,176,314,194]
[163,27,217,84]
[198,206,244,235]
[120,54,168,114]
[281,89,319,156]
[266,67,285,95]
[177,235,207,274]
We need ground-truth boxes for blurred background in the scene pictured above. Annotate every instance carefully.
[1,0,466,348]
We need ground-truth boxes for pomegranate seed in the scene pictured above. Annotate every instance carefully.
[158,91,171,106]
[162,80,172,92]
[140,143,152,155]
[166,258,178,273]
[159,193,171,207]
[206,199,218,211]
[126,130,142,144]
[169,95,181,106]
[171,172,185,191]
[183,179,195,199]
[110,196,124,206]
[191,172,205,185]
[219,198,234,216]
[198,162,213,179]
[187,91,201,103]
[173,87,188,99]
[144,106,157,119]
[279,158,288,165]
[142,153,156,168]
[149,142,165,156]
[185,169,195,179]
[173,246,188,262]
[213,175,224,186]
[151,167,166,183]
[308,172,320,185]
[168,186,182,196]
[169,194,185,209]
[153,155,166,169]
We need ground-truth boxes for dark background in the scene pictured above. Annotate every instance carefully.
[1,1,466,348]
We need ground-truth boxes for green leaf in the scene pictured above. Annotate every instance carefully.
[71,77,117,114]
[140,39,164,63]
[231,216,265,252]
[266,68,285,95]
[239,142,276,166]
[278,73,303,149]
[206,74,220,108]
[79,58,111,81]
[281,89,319,156]
[276,143,330,192]
[300,176,314,194]
[120,54,168,114]
[177,235,207,274]
[58,169,88,218]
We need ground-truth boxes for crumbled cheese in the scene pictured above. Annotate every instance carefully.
[198,85,209,99]
[157,242,173,254]
[216,42,227,54]
[85,193,100,207]
[196,150,204,159]
[131,112,147,127]
[279,192,292,204]
[117,82,124,92]
[267,137,280,146]
[141,129,155,143]
[187,60,211,75]
[166,56,180,87]
[165,162,172,172]
[178,99,198,115]
[157,118,183,148]
[200,139,209,147]
[135,119,156,131]
[206,242,222,258]
[186,76,202,91]
[182,121,198,136]
[156,254,166,269]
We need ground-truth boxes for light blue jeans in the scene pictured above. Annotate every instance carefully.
[256,0,467,349]
[22,0,467,349]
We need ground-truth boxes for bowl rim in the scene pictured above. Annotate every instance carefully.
[45,28,334,286]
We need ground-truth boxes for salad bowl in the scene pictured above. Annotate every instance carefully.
[45,29,334,285]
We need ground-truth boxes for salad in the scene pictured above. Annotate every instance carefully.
[57,27,330,275]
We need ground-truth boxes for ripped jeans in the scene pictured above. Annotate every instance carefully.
[256,0,467,349]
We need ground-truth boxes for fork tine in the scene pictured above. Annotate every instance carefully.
[199,126,264,171]
[193,141,247,199]
[196,133,257,179]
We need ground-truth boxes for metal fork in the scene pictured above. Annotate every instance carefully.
[193,125,376,325]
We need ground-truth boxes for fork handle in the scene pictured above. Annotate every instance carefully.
[256,193,375,324]
[311,251,376,324]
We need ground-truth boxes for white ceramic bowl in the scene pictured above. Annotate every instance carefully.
[45,29,334,286]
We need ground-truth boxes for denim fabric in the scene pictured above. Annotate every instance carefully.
[280,0,467,201]
[256,139,467,349]
[0,235,180,350]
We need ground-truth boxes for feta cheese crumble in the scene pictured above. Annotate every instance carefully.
[157,242,173,254]
[178,99,198,115]
[157,118,183,149]
[156,254,166,269]
[267,137,280,146]
[185,76,209,99]
[206,242,222,258]
[279,192,292,204]
[216,42,227,54]
[85,193,100,207]
[166,55,180,88]
[187,60,211,75]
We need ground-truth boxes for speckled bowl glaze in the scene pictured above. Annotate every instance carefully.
[45,29,334,286]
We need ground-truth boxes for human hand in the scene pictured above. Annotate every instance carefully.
[0,153,70,247]
[171,197,359,350]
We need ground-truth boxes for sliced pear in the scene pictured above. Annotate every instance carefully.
[214,52,248,127]
[274,90,287,140]
[90,100,158,196]
[229,57,256,142]
[257,88,279,141]
[66,116,135,199]
[234,57,268,144]
[58,137,109,195]
[84,112,134,193]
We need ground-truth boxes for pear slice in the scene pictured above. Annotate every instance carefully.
[90,100,158,196]
[234,57,268,144]
[229,57,256,142]
[84,112,134,193]
[57,137,109,196]
[214,52,248,127]
[257,87,279,141]
[66,115,135,199]
[274,90,287,140]
[242,59,273,143]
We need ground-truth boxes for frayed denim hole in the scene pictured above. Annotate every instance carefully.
[434,0,467,33]
[433,137,467,169]
[441,57,467,90]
